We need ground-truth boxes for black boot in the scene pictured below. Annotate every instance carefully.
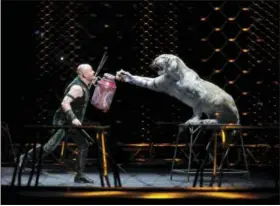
[74,173,94,184]
[74,148,94,184]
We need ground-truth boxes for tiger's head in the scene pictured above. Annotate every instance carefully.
[150,54,180,79]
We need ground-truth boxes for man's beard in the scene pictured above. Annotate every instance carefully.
[83,74,94,81]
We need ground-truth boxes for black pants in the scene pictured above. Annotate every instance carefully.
[41,121,90,175]
[43,128,89,154]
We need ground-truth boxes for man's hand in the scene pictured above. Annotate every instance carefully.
[72,118,82,126]
[116,69,134,83]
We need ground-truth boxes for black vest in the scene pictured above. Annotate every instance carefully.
[53,77,90,125]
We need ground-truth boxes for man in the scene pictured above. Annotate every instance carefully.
[19,64,97,183]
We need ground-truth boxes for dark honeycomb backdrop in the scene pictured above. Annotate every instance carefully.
[2,1,279,166]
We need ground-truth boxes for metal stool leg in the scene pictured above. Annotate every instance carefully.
[217,147,230,187]
[187,127,193,182]
[193,134,213,187]
[95,132,105,187]
[218,128,241,187]
[209,131,218,186]
[187,126,202,182]
[60,141,65,159]
[101,131,111,187]
[240,133,250,180]
[170,126,183,180]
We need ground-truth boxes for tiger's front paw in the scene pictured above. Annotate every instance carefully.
[116,69,134,83]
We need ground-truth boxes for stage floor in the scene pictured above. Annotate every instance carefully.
[1,165,276,188]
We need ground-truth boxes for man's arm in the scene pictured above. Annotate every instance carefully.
[61,85,83,125]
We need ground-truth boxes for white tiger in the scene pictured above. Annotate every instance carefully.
[116,54,240,125]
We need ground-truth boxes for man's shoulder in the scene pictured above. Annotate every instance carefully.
[71,84,83,91]
[69,85,84,98]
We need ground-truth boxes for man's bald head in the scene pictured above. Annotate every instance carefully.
[77,64,95,82]
[77,64,93,75]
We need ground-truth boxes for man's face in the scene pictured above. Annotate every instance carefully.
[84,66,95,81]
